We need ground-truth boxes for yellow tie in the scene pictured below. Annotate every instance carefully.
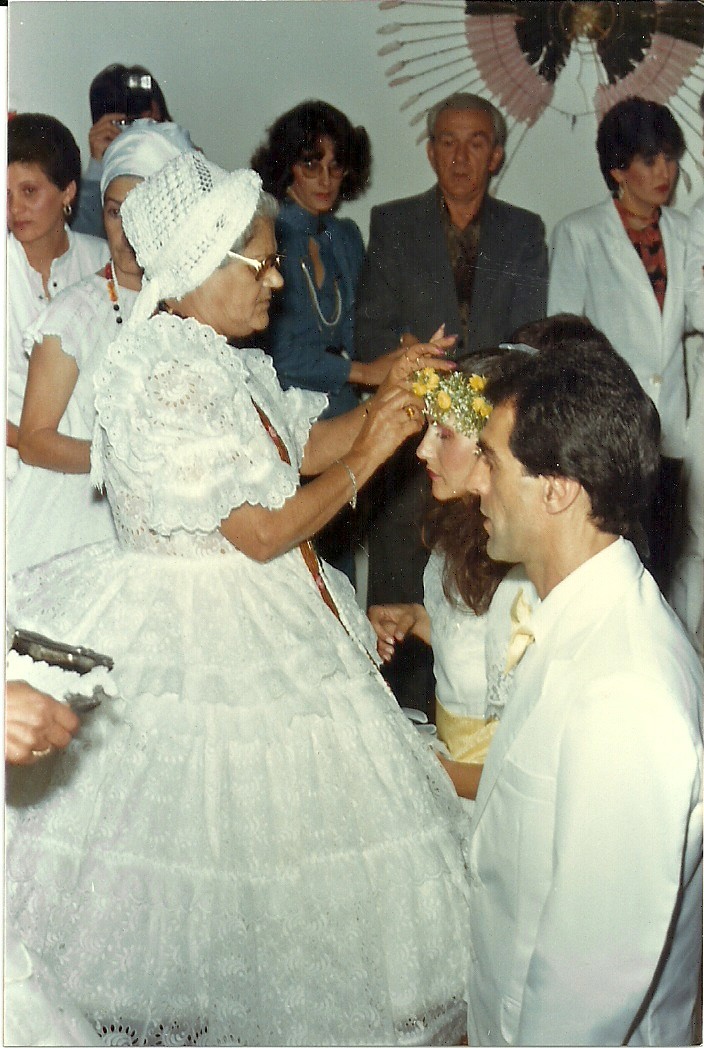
[504,588,535,673]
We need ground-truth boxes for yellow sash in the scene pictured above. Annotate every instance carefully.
[435,700,498,764]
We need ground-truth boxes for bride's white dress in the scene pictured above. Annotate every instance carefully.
[6,314,472,1047]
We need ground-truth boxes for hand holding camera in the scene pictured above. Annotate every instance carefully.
[89,72,155,159]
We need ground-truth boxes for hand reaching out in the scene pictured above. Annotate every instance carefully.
[5,680,80,765]
[367,603,430,662]
[351,325,457,389]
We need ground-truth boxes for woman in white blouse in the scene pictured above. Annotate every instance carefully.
[368,356,514,802]
[7,114,108,452]
[548,97,688,593]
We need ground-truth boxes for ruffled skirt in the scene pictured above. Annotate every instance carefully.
[6,542,471,1046]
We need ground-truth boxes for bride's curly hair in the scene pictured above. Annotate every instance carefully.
[420,347,521,614]
[422,494,508,616]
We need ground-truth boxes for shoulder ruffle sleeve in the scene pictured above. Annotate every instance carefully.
[93,315,327,536]
[22,277,102,366]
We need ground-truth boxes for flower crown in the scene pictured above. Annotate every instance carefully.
[411,367,492,437]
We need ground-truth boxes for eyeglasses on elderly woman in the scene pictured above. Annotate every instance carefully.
[226,251,284,280]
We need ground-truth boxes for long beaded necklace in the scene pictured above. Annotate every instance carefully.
[300,259,342,328]
[104,260,123,325]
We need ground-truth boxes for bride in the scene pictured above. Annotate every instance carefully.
[6,151,471,1047]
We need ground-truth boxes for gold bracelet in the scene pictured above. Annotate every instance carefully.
[336,459,358,510]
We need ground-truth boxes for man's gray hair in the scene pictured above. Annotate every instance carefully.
[426,93,507,149]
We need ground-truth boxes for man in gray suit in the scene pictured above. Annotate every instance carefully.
[356,92,548,713]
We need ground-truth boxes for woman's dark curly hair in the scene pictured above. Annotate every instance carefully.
[422,495,508,615]
[596,96,685,195]
[250,100,371,205]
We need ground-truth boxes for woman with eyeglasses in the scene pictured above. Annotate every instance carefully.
[251,100,402,582]
[7,151,470,1046]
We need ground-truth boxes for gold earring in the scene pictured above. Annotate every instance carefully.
[63,202,73,219]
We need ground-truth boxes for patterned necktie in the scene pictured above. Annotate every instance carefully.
[504,588,535,673]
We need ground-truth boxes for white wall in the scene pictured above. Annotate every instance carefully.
[8,0,704,242]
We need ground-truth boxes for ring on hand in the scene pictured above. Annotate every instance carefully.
[31,747,52,759]
[404,404,417,420]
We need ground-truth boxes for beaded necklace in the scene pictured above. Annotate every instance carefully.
[104,261,123,325]
[300,260,342,329]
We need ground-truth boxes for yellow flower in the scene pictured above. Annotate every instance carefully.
[412,380,427,397]
[472,396,492,418]
[469,374,486,392]
[437,390,452,411]
[426,370,440,391]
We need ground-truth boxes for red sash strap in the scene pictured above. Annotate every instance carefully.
[254,404,342,623]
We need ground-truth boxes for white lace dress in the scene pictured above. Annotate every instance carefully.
[424,551,487,720]
[6,314,472,1048]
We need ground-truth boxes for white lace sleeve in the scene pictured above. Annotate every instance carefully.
[243,346,328,461]
[94,315,312,536]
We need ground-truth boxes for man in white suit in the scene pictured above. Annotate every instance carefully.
[466,336,703,1046]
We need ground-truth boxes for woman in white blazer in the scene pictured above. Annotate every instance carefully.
[548,97,687,593]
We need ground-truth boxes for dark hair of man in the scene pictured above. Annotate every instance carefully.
[250,100,372,204]
[89,64,171,123]
[597,96,685,195]
[484,342,661,540]
[510,313,617,356]
[8,113,81,192]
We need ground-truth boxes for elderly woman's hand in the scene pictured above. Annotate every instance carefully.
[350,326,457,389]
[345,336,455,466]
[377,332,456,399]
[5,680,80,766]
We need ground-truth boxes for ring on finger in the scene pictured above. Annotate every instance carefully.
[31,747,52,759]
[404,404,418,420]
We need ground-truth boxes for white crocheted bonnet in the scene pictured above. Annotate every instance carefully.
[120,151,263,323]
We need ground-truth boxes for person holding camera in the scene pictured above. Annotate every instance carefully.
[72,63,172,239]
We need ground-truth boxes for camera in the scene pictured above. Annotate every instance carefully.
[122,71,153,121]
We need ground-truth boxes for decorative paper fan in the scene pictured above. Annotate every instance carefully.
[378,0,704,179]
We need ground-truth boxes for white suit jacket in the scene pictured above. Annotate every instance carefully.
[684,195,704,336]
[466,539,703,1046]
[548,200,688,457]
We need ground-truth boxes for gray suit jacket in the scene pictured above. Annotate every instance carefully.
[355,187,548,359]
[353,187,547,710]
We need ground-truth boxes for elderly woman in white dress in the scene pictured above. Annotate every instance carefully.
[9,121,195,575]
[6,151,472,1046]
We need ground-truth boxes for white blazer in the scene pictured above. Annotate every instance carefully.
[466,539,703,1046]
[548,200,688,457]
